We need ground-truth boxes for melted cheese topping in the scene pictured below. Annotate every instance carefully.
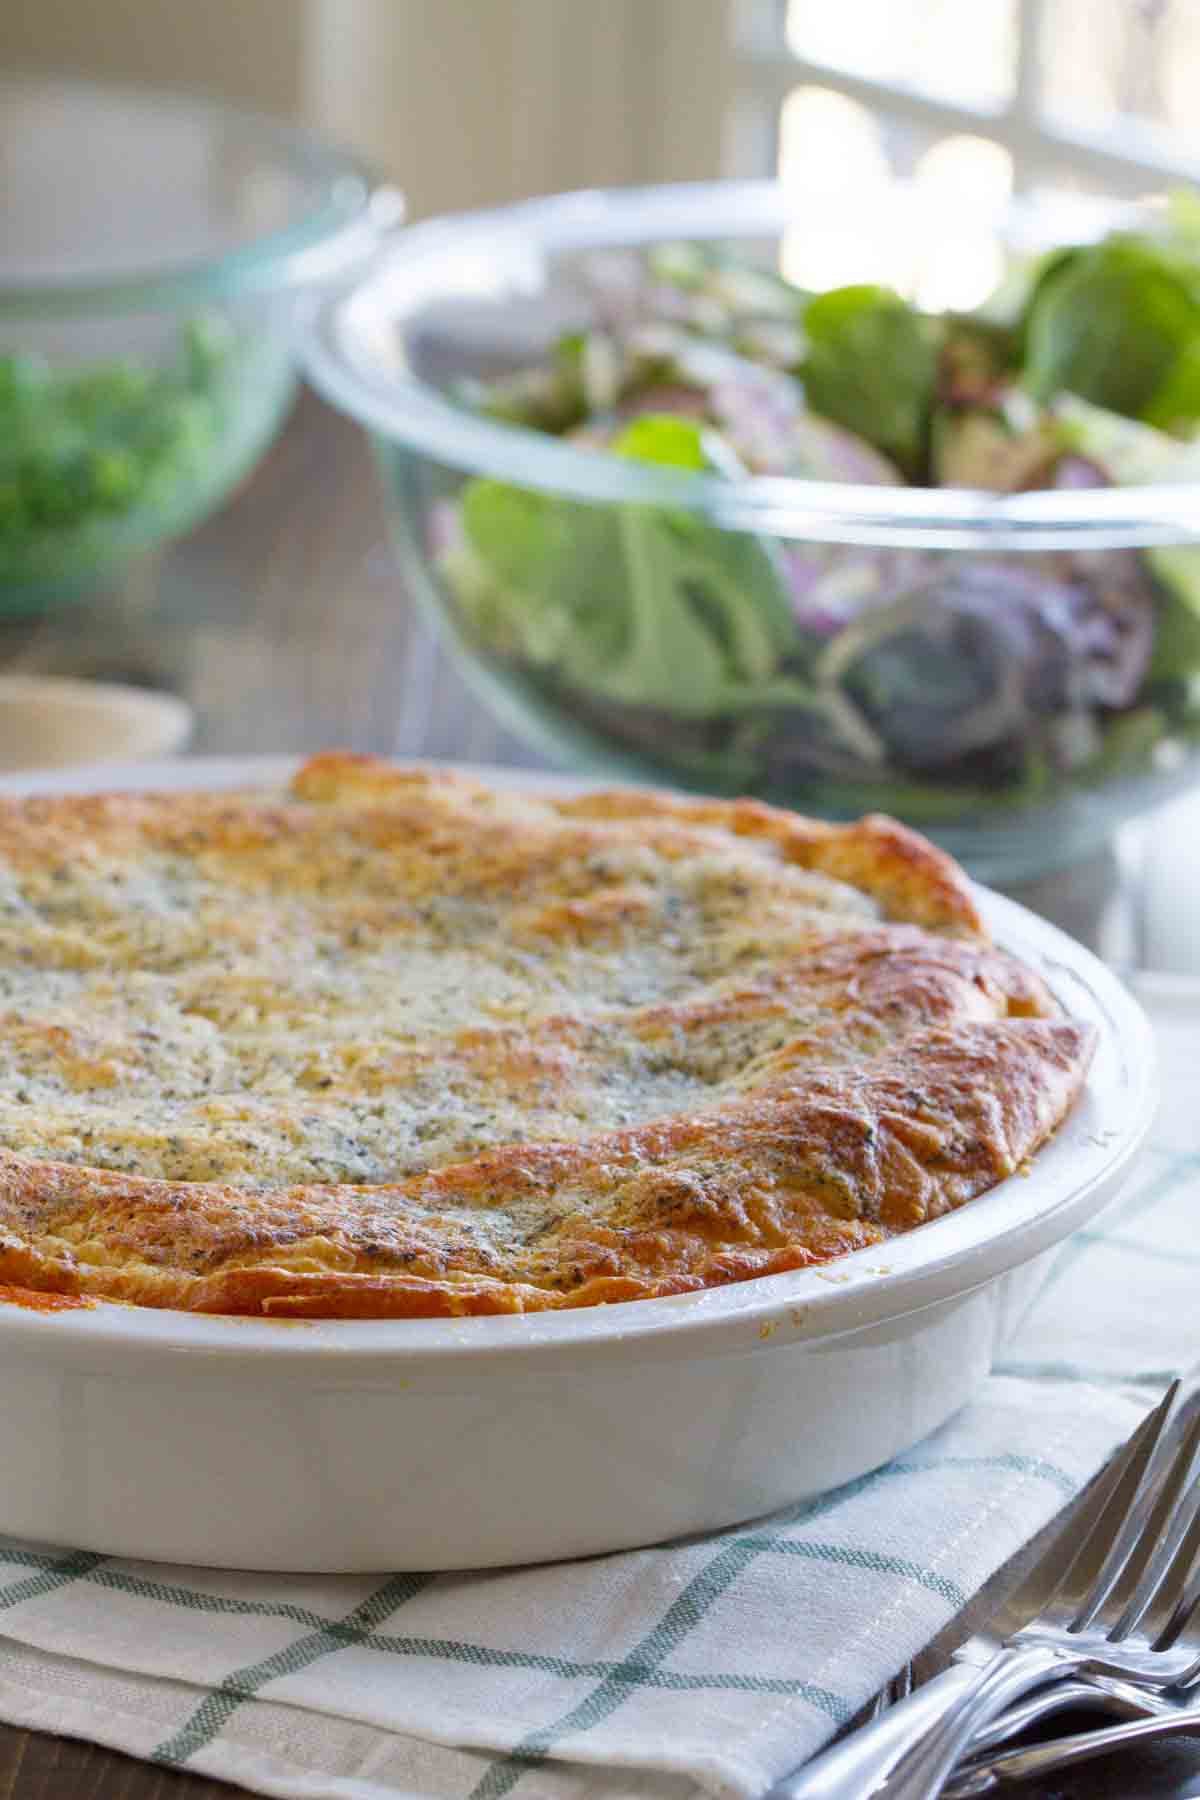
[0,754,1094,1316]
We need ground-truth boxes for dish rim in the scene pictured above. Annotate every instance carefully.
[0,753,1156,1371]
[300,177,1200,552]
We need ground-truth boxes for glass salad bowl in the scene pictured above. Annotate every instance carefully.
[0,75,399,609]
[303,180,1200,883]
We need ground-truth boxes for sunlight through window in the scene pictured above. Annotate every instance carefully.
[777,86,897,290]
[785,0,1017,112]
[910,136,1012,310]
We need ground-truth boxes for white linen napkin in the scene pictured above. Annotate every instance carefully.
[0,975,1188,1800]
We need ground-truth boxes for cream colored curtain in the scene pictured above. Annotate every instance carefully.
[305,0,731,216]
[0,0,308,117]
[0,0,731,218]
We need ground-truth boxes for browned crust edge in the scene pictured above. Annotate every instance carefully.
[294,752,988,939]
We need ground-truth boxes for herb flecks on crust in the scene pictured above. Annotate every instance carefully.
[0,753,1092,1316]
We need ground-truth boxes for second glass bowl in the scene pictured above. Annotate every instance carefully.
[1,74,397,609]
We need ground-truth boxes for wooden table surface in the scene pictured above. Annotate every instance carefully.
[0,386,1196,1800]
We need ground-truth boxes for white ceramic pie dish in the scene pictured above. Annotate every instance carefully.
[0,757,1156,1571]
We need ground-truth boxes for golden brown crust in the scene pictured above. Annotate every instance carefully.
[0,753,1091,1318]
[510,785,983,939]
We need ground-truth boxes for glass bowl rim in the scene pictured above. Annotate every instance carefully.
[0,72,393,317]
[302,176,1200,552]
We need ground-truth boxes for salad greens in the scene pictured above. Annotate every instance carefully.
[436,204,1200,821]
[450,417,808,718]
[1023,241,1200,425]
[0,316,288,596]
[800,284,942,479]
[1054,395,1200,685]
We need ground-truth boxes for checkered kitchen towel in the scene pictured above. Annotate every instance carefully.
[0,975,1192,1800]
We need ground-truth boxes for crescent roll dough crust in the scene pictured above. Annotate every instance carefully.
[0,752,1093,1316]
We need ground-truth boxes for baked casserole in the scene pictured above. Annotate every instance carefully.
[0,752,1093,1316]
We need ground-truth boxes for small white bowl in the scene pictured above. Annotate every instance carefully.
[0,758,1157,1571]
[0,675,192,772]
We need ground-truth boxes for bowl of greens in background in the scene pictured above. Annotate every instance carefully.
[304,180,1200,883]
[0,75,396,610]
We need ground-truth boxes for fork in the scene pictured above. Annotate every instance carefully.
[857,1661,1174,1794]
[963,1661,1181,1760]
[946,1692,1200,1793]
[866,1661,1175,1789]
[876,1376,1200,1797]
[960,1667,1168,1758]
[866,1665,914,1722]
[778,1372,1200,1798]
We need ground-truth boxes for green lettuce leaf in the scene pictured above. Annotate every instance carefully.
[1054,394,1200,681]
[449,415,810,718]
[1022,239,1200,426]
[799,285,942,479]
[611,413,710,471]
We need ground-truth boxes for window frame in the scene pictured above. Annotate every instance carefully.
[730,0,1200,195]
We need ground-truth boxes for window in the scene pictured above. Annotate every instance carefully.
[728,0,1200,295]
